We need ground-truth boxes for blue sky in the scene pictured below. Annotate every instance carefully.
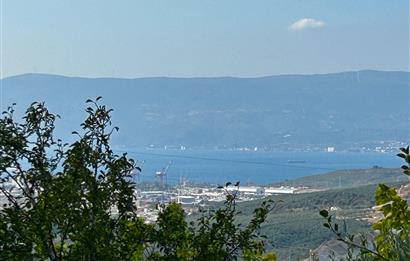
[1,0,409,78]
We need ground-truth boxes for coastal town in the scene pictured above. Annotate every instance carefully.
[132,182,313,223]
[0,168,315,224]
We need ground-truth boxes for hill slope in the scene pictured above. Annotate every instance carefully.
[272,167,408,189]
[2,71,409,149]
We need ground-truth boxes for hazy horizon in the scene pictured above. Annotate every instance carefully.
[3,69,410,80]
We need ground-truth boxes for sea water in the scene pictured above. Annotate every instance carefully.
[122,149,403,185]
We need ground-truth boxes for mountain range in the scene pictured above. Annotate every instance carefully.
[2,70,409,150]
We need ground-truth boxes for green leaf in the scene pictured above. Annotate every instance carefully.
[319,210,329,218]
[397,153,406,159]
[399,146,409,154]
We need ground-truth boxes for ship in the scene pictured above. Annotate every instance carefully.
[287,160,307,164]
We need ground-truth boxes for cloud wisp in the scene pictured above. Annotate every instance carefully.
[289,18,326,31]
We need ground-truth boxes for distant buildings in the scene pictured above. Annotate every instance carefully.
[327,147,335,153]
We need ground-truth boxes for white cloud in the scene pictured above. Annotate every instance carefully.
[289,18,326,31]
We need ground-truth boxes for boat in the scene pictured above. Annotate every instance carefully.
[287,160,307,164]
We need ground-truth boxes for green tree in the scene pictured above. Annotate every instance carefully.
[320,147,410,260]
[0,99,276,260]
[189,184,276,261]
[0,98,146,260]
[143,184,277,261]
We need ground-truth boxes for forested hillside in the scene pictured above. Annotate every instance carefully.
[3,71,408,149]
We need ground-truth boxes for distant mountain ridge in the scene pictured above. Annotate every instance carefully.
[2,70,409,149]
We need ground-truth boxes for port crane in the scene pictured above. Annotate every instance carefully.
[155,161,172,186]
[130,160,144,183]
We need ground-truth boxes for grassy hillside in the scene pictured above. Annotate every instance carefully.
[272,167,408,189]
[197,182,407,260]
[242,185,373,260]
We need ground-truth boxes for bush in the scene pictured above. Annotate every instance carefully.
[319,147,410,261]
[0,99,276,261]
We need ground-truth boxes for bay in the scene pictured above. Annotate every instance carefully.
[120,149,403,185]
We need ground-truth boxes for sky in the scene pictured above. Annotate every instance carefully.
[1,0,409,78]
